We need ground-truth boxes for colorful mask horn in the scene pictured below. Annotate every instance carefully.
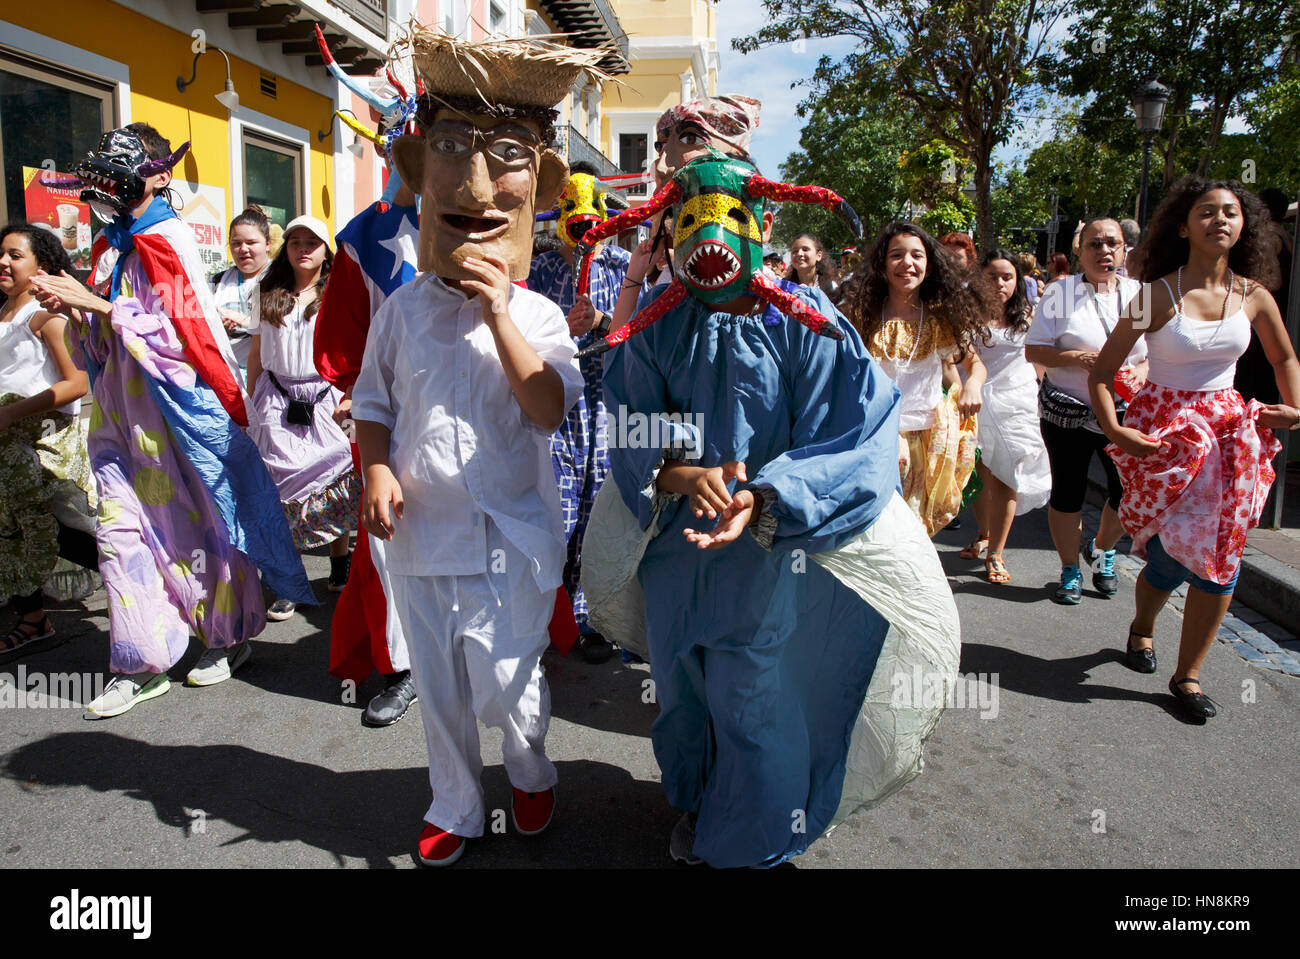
[315,23,418,207]
[574,149,863,357]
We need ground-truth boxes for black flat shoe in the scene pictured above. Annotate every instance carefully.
[1169,676,1217,719]
[1125,629,1157,673]
[363,672,418,726]
[579,632,614,664]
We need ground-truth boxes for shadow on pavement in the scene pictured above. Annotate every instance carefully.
[958,641,1199,722]
[543,647,657,739]
[2,733,675,868]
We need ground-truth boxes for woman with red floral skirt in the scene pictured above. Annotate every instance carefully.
[1089,176,1300,721]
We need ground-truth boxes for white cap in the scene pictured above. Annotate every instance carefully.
[282,214,332,249]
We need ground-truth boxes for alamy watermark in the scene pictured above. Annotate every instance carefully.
[0,666,107,709]
[609,404,703,459]
[890,667,1000,719]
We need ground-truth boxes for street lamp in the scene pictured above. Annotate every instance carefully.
[177,47,239,114]
[1131,78,1170,228]
[319,110,368,159]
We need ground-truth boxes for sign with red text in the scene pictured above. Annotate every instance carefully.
[22,166,92,272]
[171,180,228,275]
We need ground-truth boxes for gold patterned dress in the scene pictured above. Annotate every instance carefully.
[867,312,977,536]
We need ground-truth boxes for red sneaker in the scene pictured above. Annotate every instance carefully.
[416,823,465,866]
[511,787,556,835]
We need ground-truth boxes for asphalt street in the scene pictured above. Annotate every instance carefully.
[3,508,1299,869]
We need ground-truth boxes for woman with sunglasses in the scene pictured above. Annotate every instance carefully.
[1025,216,1149,605]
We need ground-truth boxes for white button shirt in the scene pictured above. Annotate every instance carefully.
[351,273,584,587]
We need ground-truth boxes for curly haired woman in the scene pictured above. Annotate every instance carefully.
[848,222,991,535]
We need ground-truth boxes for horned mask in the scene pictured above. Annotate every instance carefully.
[575,150,863,357]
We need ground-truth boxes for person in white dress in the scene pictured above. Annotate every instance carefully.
[246,216,359,621]
[959,249,1051,582]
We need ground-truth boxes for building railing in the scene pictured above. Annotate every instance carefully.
[555,124,620,179]
[329,0,388,37]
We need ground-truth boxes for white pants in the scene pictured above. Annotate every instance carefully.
[390,542,556,838]
[368,536,410,673]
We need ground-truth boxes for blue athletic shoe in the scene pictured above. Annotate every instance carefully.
[1054,564,1083,605]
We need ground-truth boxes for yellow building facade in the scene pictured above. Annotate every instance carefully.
[602,0,718,196]
[0,0,389,271]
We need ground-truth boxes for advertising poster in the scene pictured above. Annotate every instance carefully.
[22,170,229,278]
[171,179,229,276]
[22,166,92,272]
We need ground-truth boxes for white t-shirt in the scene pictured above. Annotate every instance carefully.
[1025,273,1147,404]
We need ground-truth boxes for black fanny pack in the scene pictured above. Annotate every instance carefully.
[1037,377,1125,430]
[267,371,332,426]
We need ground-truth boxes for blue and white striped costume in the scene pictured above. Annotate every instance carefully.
[529,244,631,630]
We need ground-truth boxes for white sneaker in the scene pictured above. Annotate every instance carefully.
[185,642,252,687]
[266,599,296,622]
[85,671,171,719]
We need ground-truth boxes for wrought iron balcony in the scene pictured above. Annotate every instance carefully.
[330,0,386,36]
[555,124,620,179]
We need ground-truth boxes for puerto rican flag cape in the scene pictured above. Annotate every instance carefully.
[315,202,579,684]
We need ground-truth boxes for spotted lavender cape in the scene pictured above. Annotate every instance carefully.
[72,296,314,674]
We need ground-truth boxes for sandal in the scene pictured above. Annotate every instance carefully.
[0,616,61,666]
[985,553,1010,584]
[1125,627,1157,673]
[1169,676,1217,719]
[959,533,990,560]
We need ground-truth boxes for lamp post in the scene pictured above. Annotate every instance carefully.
[1131,79,1170,229]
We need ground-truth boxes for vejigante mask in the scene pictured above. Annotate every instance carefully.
[73,129,190,224]
[543,173,628,246]
[574,149,862,357]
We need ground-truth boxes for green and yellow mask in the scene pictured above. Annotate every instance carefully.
[574,149,863,357]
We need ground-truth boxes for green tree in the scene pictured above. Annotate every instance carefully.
[989,165,1050,250]
[1239,60,1300,192]
[735,0,1068,254]
[771,72,924,252]
[1049,0,1293,190]
[1020,124,1143,219]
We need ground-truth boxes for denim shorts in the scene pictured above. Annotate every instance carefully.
[1140,534,1239,596]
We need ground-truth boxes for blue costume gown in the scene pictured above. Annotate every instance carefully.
[605,280,903,867]
[529,245,631,630]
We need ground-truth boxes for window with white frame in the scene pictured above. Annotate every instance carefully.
[241,128,302,228]
[443,0,465,36]
[489,0,507,34]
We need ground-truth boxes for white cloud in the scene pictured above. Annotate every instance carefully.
[715,2,855,176]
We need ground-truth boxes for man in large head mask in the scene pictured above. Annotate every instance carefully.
[351,28,601,867]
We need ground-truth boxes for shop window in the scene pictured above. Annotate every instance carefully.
[242,128,302,228]
[0,53,114,225]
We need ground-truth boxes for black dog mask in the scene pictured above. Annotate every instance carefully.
[73,128,190,223]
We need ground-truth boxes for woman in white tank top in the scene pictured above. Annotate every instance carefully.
[0,223,97,664]
[1089,177,1300,721]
